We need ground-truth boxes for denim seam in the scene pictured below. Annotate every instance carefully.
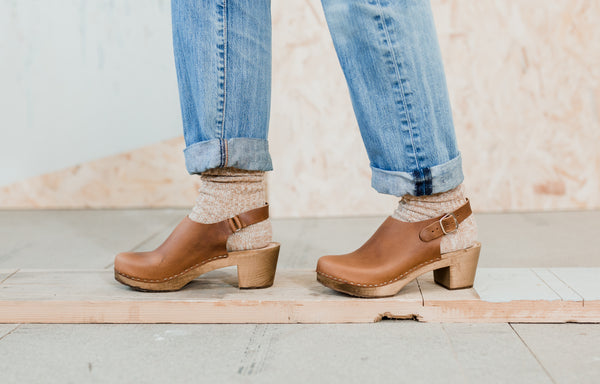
[219,138,226,168]
[370,153,463,196]
[374,0,421,171]
[221,0,228,142]
[216,1,228,167]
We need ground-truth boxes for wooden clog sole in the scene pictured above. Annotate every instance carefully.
[115,242,280,292]
[317,242,481,298]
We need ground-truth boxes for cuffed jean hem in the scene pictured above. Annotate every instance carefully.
[371,153,464,197]
[183,138,273,174]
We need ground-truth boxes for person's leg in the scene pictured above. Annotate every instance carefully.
[316,0,479,297]
[172,0,273,174]
[321,0,460,196]
[113,0,279,292]
[171,0,273,251]
[321,0,475,250]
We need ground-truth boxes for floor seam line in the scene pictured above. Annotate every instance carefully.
[440,324,472,384]
[509,323,558,384]
[0,324,22,342]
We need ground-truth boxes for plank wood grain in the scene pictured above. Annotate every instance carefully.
[549,268,600,301]
[0,269,422,323]
[532,268,583,302]
[0,268,598,323]
[549,268,600,316]
[417,269,588,323]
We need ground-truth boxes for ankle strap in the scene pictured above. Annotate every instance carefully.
[223,203,270,233]
[419,199,472,242]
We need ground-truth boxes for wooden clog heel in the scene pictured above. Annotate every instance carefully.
[434,242,481,289]
[233,243,280,288]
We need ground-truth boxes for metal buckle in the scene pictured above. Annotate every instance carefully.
[228,216,243,232]
[440,212,458,235]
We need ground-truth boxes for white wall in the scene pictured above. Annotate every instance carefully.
[0,0,180,185]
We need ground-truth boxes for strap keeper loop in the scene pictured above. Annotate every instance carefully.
[440,212,459,235]
[228,215,243,233]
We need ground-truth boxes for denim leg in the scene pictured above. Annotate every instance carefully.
[321,0,464,196]
[171,0,273,174]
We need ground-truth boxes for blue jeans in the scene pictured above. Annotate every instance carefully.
[171,0,463,196]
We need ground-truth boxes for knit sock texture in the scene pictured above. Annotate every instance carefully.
[392,184,477,254]
[189,167,272,252]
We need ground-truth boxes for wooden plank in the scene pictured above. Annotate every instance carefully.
[532,268,583,302]
[0,269,422,323]
[0,268,598,324]
[417,268,590,323]
[550,268,600,316]
[549,268,600,301]
[474,268,561,302]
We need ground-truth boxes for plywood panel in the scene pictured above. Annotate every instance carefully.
[549,268,600,301]
[417,271,588,323]
[0,269,422,323]
[0,268,598,323]
[532,268,583,301]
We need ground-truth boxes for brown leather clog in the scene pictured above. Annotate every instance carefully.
[316,200,480,298]
[114,204,280,291]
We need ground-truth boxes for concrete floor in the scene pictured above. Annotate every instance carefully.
[1,209,599,383]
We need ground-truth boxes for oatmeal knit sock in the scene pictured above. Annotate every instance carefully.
[392,184,478,254]
[189,167,272,252]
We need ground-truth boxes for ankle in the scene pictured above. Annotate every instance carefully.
[392,184,467,221]
[188,167,272,251]
[227,218,272,251]
[189,167,267,223]
[392,184,478,253]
